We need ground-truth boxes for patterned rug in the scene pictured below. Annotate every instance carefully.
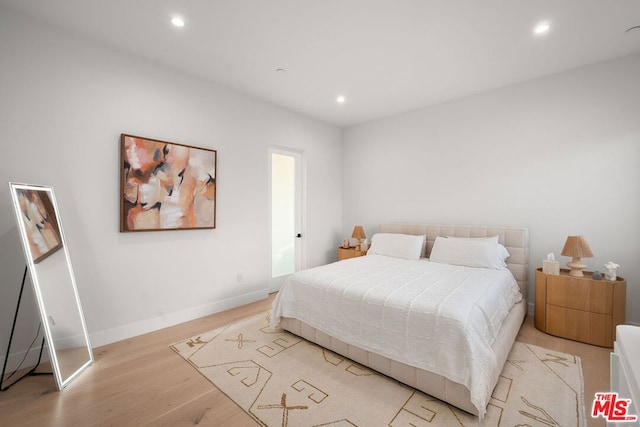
[171,312,586,426]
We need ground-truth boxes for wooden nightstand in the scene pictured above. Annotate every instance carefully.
[337,247,367,261]
[535,268,626,347]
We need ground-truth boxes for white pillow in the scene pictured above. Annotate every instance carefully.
[496,243,510,263]
[367,233,426,260]
[430,236,509,269]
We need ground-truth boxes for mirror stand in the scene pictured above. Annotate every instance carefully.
[0,266,52,391]
[7,183,93,390]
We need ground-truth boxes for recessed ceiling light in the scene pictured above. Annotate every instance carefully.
[533,22,550,35]
[336,95,346,104]
[276,68,286,73]
[171,16,185,28]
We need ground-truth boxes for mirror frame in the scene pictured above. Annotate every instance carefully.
[8,182,93,389]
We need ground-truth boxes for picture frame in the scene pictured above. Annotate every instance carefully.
[120,134,217,232]
[10,184,63,263]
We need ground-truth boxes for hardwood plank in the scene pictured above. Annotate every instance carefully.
[149,390,257,426]
[0,294,609,427]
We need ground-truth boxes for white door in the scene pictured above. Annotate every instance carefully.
[269,148,303,292]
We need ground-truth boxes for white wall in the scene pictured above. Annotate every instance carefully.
[0,7,343,368]
[343,54,640,324]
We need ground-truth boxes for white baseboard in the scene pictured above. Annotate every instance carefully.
[527,301,534,317]
[1,289,269,373]
[0,345,49,376]
[89,288,269,348]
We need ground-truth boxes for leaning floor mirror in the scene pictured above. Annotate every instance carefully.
[8,182,93,389]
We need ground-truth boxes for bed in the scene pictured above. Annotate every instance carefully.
[270,224,529,417]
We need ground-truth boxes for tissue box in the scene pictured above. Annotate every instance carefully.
[543,260,560,275]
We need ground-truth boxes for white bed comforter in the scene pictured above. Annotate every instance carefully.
[270,254,522,416]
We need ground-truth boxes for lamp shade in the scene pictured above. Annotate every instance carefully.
[561,236,593,258]
[351,225,366,240]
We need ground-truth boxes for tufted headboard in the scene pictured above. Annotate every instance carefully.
[379,224,529,297]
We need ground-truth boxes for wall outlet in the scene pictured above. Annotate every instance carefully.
[236,273,243,283]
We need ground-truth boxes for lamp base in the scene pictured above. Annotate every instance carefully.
[567,258,586,277]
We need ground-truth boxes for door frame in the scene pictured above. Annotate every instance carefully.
[268,146,306,292]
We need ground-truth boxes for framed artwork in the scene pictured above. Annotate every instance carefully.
[120,134,217,232]
[10,184,63,263]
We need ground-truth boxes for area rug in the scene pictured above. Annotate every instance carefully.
[171,312,586,426]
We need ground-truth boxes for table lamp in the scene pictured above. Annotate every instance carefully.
[561,235,593,277]
[351,225,366,251]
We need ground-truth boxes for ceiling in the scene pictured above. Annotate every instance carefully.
[2,0,640,127]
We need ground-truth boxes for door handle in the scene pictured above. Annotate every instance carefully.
[295,233,302,238]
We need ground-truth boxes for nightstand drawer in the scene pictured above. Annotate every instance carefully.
[546,305,613,347]
[547,275,612,314]
[337,247,366,261]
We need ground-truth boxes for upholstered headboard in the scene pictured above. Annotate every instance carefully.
[379,224,529,297]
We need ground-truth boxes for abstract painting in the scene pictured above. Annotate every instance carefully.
[120,134,217,231]
[12,187,63,263]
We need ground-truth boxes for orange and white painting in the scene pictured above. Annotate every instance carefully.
[14,188,63,263]
[120,134,217,231]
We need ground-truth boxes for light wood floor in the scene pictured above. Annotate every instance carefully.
[0,294,610,426]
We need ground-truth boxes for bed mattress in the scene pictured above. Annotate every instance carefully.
[271,254,523,416]
[280,299,526,416]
